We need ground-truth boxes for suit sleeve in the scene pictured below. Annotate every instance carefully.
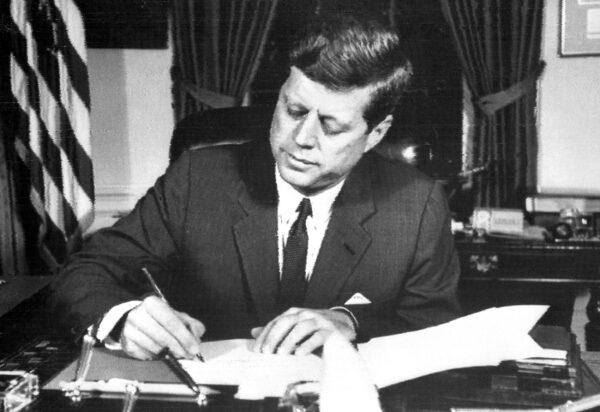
[50,152,192,339]
[348,181,462,340]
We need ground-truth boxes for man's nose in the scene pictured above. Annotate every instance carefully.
[293,112,319,147]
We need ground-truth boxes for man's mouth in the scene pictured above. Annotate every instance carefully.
[287,152,316,166]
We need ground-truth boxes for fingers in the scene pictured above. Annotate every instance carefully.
[295,331,330,355]
[123,300,189,358]
[252,308,349,355]
[177,312,206,341]
[122,337,156,360]
[121,296,204,360]
[121,321,163,360]
[253,307,300,353]
[277,317,323,354]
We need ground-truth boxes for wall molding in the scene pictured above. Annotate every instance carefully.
[95,184,150,213]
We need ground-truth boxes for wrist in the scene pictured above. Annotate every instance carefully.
[330,306,359,336]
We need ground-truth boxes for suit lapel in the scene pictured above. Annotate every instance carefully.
[304,157,376,308]
[232,140,280,323]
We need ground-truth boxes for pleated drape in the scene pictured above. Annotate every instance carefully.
[440,0,545,208]
[171,0,279,122]
[0,118,28,276]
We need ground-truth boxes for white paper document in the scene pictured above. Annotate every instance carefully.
[357,305,562,388]
[180,339,323,399]
[180,305,560,399]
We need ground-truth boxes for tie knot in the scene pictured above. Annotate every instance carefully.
[296,198,312,222]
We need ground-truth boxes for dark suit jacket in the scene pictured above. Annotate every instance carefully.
[51,139,461,340]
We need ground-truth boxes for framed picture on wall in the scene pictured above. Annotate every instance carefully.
[560,0,600,56]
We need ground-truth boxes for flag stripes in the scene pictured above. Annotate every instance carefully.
[9,9,94,201]
[9,0,93,270]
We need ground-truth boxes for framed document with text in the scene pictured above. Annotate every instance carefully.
[561,0,600,56]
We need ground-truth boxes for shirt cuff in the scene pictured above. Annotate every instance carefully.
[96,300,142,350]
[330,306,359,333]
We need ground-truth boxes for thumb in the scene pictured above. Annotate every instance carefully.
[250,327,264,339]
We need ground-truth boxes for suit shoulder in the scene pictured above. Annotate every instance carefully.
[365,153,449,225]
[170,139,273,195]
[367,151,436,192]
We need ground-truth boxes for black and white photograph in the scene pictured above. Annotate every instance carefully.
[1,0,600,410]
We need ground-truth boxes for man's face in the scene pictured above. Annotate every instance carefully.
[270,67,390,196]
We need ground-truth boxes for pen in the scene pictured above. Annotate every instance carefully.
[141,267,166,301]
[158,347,207,404]
[141,267,205,362]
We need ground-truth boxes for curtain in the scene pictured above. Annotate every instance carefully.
[0,119,28,276]
[440,0,545,208]
[4,0,93,274]
[172,0,279,122]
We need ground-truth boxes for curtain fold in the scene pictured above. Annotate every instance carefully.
[440,0,545,208]
[0,119,28,276]
[172,0,279,122]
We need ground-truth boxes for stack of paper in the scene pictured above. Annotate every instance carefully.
[357,305,561,388]
[180,339,322,399]
[181,305,556,399]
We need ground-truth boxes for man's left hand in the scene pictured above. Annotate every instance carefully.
[250,308,356,355]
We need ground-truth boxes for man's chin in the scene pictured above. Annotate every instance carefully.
[279,169,317,194]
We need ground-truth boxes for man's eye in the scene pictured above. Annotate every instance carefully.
[287,107,305,118]
[322,124,343,136]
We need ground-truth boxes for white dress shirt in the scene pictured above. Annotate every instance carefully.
[275,167,345,279]
[98,167,346,344]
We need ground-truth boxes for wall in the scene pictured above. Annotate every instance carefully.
[536,0,600,207]
[87,47,173,231]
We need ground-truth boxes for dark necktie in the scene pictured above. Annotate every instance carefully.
[279,198,312,309]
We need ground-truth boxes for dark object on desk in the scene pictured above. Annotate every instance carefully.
[383,326,593,411]
[0,276,78,385]
[0,276,52,318]
[552,222,575,240]
[43,347,238,398]
[157,347,207,402]
[440,326,583,405]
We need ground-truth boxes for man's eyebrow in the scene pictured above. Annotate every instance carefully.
[319,113,352,129]
[283,92,351,128]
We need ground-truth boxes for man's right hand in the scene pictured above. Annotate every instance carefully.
[119,295,205,360]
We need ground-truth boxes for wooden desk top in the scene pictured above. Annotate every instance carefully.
[0,275,52,318]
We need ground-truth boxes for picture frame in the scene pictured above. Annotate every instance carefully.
[560,0,600,56]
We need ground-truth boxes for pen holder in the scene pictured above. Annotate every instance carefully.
[278,380,320,412]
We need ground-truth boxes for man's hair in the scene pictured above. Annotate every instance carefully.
[289,14,413,130]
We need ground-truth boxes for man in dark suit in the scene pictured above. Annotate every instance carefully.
[51,14,460,360]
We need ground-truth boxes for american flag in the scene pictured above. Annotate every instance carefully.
[8,0,93,271]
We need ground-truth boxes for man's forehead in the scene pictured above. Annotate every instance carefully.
[283,67,373,118]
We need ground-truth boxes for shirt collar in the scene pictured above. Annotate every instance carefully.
[275,167,345,223]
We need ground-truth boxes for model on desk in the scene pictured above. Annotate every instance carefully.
[51,12,461,361]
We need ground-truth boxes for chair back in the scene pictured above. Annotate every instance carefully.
[169,106,274,163]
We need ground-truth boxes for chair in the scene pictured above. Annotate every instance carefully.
[169,106,274,163]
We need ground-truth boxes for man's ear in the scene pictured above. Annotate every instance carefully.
[364,114,393,153]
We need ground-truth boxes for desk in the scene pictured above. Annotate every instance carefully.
[456,238,600,349]
[0,276,52,318]
[23,352,600,411]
